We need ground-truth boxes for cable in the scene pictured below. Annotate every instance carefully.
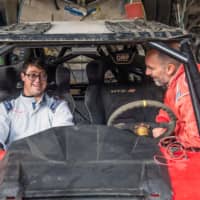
[154,136,188,166]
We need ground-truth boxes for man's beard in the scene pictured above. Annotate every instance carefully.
[154,79,167,87]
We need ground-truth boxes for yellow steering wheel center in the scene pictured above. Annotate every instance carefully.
[134,124,150,136]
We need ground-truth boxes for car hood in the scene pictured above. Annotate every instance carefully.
[0,125,172,199]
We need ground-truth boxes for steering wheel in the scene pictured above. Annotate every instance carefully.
[107,100,176,140]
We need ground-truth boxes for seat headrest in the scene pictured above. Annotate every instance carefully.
[0,62,23,101]
[86,60,105,85]
[55,65,70,91]
[0,66,18,90]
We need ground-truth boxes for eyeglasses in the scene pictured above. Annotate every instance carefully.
[24,72,47,81]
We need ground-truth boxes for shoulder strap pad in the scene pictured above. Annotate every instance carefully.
[3,100,13,112]
[49,97,62,113]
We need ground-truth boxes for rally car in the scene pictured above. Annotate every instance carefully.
[0,19,199,200]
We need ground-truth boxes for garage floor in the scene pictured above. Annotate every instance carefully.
[20,0,125,22]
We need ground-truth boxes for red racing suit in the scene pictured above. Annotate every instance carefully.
[156,64,200,148]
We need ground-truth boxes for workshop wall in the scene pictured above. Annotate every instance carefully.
[20,0,125,22]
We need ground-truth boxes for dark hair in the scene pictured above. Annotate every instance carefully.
[157,51,180,68]
[21,58,47,73]
[146,42,181,68]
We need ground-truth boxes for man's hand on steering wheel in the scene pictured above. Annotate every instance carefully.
[152,127,166,138]
[107,100,176,140]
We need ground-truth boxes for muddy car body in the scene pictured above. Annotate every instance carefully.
[0,19,199,200]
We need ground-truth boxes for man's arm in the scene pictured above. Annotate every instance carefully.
[175,94,200,147]
[52,100,74,127]
[153,92,200,147]
[152,109,169,138]
[0,103,11,149]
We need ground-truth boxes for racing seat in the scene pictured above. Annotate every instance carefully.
[0,63,22,102]
[55,65,90,124]
[85,59,164,124]
[85,60,107,123]
[54,65,75,114]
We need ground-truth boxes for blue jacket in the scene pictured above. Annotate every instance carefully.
[0,93,74,149]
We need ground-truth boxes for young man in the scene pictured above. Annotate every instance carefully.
[145,48,200,148]
[0,59,74,149]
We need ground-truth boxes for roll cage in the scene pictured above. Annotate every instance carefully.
[0,19,198,131]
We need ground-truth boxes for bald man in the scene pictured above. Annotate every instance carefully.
[145,48,200,148]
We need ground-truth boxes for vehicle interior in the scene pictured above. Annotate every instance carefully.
[0,44,175,200]
[0,44,165,126]
[0,20,191,132]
